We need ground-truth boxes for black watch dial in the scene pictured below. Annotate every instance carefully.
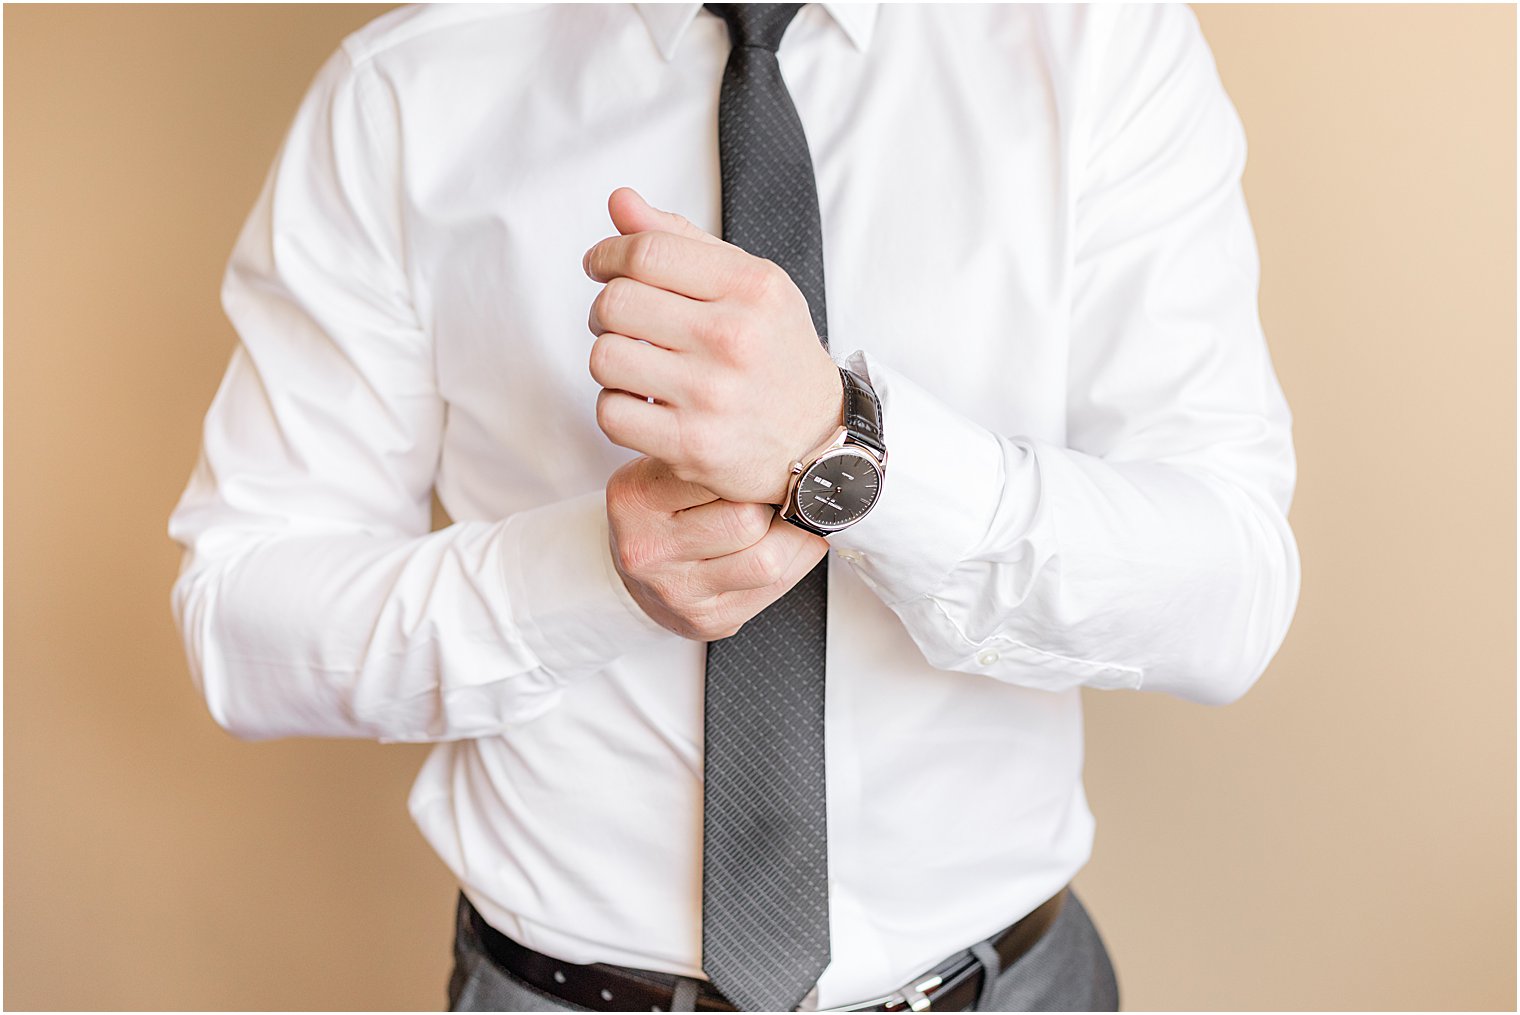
[795,451,881,530]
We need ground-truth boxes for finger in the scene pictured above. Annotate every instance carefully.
[667,499,774,560]
[712,529,829,611]
[584,230,760,301]
[588,276,712,352]
[596,388,681,461]
[607,187,728,247]
[589,332,685,405]
[691,514,825,594]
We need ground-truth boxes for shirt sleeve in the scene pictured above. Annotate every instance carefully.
[827,5,1301,705]
[168,45,671,744]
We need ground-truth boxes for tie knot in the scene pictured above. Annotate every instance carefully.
[705,3,804,52]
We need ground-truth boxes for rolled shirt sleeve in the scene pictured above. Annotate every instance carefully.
[827,5,1301,705]
[169,45,669,744]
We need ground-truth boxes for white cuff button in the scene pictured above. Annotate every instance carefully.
[977,650,1000,666]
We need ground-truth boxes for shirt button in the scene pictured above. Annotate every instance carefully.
[977,650,1000,666]
[837,550,862,563]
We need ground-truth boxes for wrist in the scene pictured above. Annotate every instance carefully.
[810,362,846,446]
[780,363,845,500]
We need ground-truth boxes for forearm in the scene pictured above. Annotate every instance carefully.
[829,352,1301,704]
[171,487,671,743]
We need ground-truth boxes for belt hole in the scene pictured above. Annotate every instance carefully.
[601,988,615,1002]
[553,970,567,984]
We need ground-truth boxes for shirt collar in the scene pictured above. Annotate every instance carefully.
[634,3,879,61]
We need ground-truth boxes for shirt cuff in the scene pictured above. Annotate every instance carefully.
[827,350,1022,605]
[498,487,672,680]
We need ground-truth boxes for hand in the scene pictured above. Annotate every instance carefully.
[606,456,829,640]
[585,188,844,505]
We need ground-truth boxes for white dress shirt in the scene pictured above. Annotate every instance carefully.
[169,3,1300,1008]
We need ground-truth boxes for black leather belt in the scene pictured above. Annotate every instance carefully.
[467,887,1068,1012]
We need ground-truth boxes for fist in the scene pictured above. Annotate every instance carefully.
[606,456,828,641]
[585,187,844,506]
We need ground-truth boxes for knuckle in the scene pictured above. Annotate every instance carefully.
[606,459,645,511]
[598,276,636,323]
[594,388,617,430]
[605,473,629,516]
[749,542,785,586]
[629,232,664,278]
[614,537,644,576]
[724,502,771,547]
[742,259,783,300]
[596,392,635,450]
[680,601,716,637]
[584,242,605,279]
[615,535,662,577]
[648,573,683,607]
[689,603,741,641]
[588,334,616,384]
[713,620,746,640]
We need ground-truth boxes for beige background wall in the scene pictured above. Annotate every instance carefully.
[5,4,1514,1011]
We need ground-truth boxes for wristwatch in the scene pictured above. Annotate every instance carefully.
[779,366,888,536]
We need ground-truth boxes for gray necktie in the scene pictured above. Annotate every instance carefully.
[700,4,831,1012]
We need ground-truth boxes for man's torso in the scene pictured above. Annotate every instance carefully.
[357,4,1108,1007]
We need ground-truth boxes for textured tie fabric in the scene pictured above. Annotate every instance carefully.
[700,4,832,1012]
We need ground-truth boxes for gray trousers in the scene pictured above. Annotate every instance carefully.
[447,891,1119,1012]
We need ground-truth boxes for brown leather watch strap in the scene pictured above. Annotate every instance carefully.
[839,366,885,454]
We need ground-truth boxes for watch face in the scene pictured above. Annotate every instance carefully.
[795,451,881,530]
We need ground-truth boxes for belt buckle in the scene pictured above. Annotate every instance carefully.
[883,974,942,1012]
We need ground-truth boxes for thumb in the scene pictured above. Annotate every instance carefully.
[608,187,725,246]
